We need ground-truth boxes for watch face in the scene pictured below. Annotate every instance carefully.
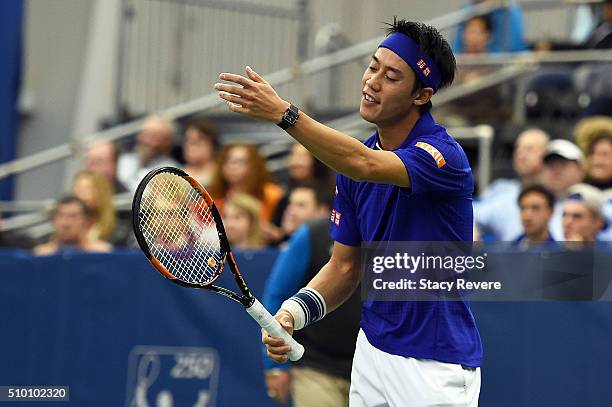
[287,109,299,125]
[279,105,299,129]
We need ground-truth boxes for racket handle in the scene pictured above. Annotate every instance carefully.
[246,298,305,361]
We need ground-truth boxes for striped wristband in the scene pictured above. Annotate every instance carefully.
[280,287,327,331]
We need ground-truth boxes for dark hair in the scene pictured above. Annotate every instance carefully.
[184,116,220,151]
[53,195,93,218]
[384,18,456,112]
[292,180,334,209]
[518,184,555,209]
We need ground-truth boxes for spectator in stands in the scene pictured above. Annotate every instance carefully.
[222,193,265,250]
[541,139,586,199]
[453,0,527,53]
[583,0,612,49]
[575,116,612,239]
[540,139,586,240]
[515,184,556,249]
[575,116,612,190]
[33,196,112,256]
[85,140,128,194]
[265,180,334,247]
[441,13,512,125]
[117,114,179,191]
[268,144,333,244]
[463,15,493,55]
[182,116,220,187]
[209,143,283,223]
[474,128,550,240]
[71,171,117,243]
[263,216,360,406]
[563,183,606,242]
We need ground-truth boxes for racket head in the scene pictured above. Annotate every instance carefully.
[132,167,229,288]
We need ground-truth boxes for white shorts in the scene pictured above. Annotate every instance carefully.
[349,329,481,407]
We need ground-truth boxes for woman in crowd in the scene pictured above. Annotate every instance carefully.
[182,116,219,187]
[208,143,283,223]
[71,170,117,243]
[222,193,265,250]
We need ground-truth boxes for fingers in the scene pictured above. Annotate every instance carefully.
[246,66,267,84]
[214,83,246,95]
[225,101,249,114]
[219,72,253,87]
[218,91,244,105]
[261,330,291,362]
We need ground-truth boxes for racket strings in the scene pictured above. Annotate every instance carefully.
[139,173,224,285]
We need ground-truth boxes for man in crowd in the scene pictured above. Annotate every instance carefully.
[117,114,179,191]
[475,128,550,240]
[263,183,359,406]
[515,184,556,249]
[563,183,606,242]
[85,140,128,194]
[33,196,112,255]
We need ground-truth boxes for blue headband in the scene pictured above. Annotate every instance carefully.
[378,32,442,93]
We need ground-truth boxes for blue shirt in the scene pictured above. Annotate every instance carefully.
[330,111,483,366]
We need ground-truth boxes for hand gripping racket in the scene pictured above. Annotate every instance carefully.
[132,166,304,361]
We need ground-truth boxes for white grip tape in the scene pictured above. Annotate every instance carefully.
[246,298,305,361]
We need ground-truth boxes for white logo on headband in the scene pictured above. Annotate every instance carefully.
[416,59,431,77]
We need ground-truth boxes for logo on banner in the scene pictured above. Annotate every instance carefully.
[125,346,219,407]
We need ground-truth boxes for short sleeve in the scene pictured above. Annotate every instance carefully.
[329,174,362,246]
[394,141,472,196]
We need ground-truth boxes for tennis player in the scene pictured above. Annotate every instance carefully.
[215,19,482,406]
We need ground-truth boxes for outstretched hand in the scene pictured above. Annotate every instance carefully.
[214,66,290,123]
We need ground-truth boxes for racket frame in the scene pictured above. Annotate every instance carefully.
[132,166,255,307]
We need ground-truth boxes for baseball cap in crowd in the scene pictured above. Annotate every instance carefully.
[544,139,584,164]
[566,183,605,218]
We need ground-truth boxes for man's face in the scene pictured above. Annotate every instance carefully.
[562,200,603,241]
[542,158,584,197]
[137,117,173,161]
[464,18,490,54]
[183,127,214,166]
[519,192,553,237]
[288,144,314,181]
[513,130,548,178]
[282,188,325,235]
[85,142,116,181]
[360,48,418,127]
[588,138,612,183]
[52,203,89,244]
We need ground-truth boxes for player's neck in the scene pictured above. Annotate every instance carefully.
[376,109,421,151]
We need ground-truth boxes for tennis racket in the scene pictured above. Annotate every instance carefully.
[132,166,304,361]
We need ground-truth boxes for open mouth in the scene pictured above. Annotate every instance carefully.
[362,92,379,104]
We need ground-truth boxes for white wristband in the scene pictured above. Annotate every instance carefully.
[280,287,327,331]
[280,299,306,330]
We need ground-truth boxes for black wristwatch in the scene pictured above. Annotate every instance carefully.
[277,104,300,130]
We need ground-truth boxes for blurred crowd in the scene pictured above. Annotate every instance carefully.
[1,113,336,255]
[0,0,611,257]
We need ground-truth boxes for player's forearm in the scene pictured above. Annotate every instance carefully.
[286,112,373,182]
[307,258,360,314]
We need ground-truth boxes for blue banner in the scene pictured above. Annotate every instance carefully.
[0,249,611,406]
[0,0,23,200]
